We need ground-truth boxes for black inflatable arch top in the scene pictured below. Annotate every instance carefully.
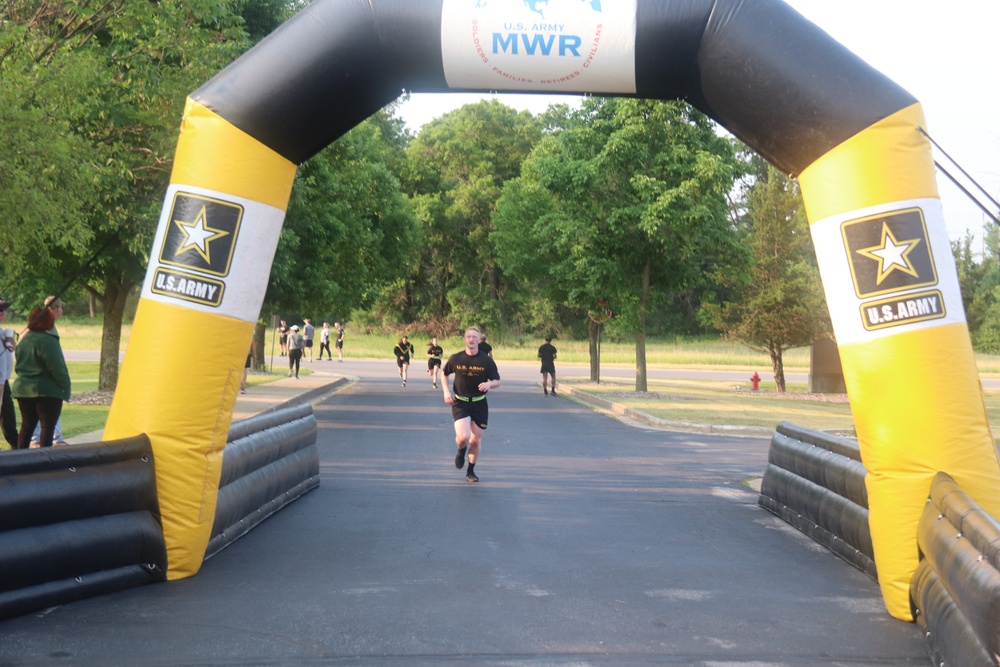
[193,0,915,175]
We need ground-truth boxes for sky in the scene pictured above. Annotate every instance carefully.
[394,0,1000,247]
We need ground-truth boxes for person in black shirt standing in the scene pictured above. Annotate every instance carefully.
[478,333,493,358]
[538,336,558,396]
[426,337,443,389]
[334,322,345,362]
[442,326,500,482]
[394,335,415,387]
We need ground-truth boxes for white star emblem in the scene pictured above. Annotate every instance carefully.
[173,206,229,264]
[856,222,920,285]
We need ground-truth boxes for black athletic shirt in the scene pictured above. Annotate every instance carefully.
[393,340,414,362]
[428,344,443,360]
[444,350,500,398]
[538,343,557,366]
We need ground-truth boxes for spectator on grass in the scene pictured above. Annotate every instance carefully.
[0,297,17,448]
[335,322,345,362]
[319,322,332,360]
[303,319,315,362]
[287,325,304,379]
[30,417,66,447]
[12,305,70,449]
[278,320,289,356]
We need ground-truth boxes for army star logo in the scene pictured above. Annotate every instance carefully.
[173,206,229,265]
[855,223,921,286]
[158,192,243,277]
[840,207,937,299]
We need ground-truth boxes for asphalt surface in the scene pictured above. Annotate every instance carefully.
[2,359,929,666]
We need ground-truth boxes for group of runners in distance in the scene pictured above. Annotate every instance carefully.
[393,328,556,483]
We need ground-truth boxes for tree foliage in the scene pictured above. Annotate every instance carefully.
[1,0,279,388]
[700,160,829,391]
[494,97,743,389]
[395,100,541,336]
[265,110,418,328]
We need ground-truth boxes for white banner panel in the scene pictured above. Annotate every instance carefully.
[140,184,285,322]
[810,198,964,346]
[441,0,637,93]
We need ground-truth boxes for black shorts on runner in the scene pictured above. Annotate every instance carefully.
[305,339,313,348]
[428,359,441,370]
[451,399,488,430]
[336,340,343,349]
[397,358,409,368]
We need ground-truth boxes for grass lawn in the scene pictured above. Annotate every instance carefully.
[560,376,855,433]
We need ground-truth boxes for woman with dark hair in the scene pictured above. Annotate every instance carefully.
[11,306,71,449]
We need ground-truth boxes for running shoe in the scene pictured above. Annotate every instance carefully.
[455,447,467,469]
[466,471,479,483]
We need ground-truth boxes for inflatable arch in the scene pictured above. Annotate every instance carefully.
[103,0,1000,620]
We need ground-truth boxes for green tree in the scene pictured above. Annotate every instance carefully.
[263,110,418,344]
[494,97,743,390]
[400,100,541,335]
[701,161,828,392]
[0,0,278,390]
[953,227,1000,352]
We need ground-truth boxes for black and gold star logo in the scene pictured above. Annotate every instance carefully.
[841,208,937,298]
[158,192,243,277]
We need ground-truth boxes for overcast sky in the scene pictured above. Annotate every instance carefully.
[395,0,999,246]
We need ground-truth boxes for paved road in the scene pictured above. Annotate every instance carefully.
[0,369,927,665]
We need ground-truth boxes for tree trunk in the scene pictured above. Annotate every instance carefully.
[253,322,267,371]
[635,258,650,393]
[769,341,786,393]
[98,276,133,392]
[588,318,600,382]
[89,292,96,318]
[438,265,450,317]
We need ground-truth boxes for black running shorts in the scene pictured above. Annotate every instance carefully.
[451,399,488,430]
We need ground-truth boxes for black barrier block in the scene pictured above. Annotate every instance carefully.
[930,475,1000,571]
[226,402,313,443]
[767,432,868,507]
[0,564,163,622]
[205,405,319,561]
[918,474,1000,660]
[219,414,317,486]
[0,436,166,621]
[760,464,874,570]
[213,448,319,534]
[776,421,862,461]
[910,560,993,667]
[0,513,166,593]
[0,458,160,532]
[758,423,874,580]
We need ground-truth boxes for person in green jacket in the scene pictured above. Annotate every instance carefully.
[12,304,70,449]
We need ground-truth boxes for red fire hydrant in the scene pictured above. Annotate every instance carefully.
[750,372,761,391]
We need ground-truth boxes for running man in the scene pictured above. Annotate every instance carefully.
[538,336,557,396]
[394,335,415,387]
[427,337,443,388]
[442,326,500,483]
